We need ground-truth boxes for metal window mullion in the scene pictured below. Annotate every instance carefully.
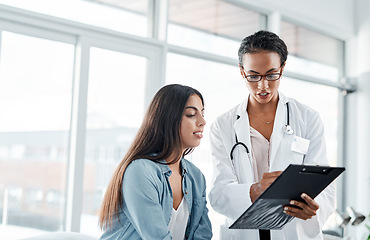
[147,0,155,38]
[267,11,281,34]
[259,13,268,30]
[284,70,355,92]
[338,40,345,80]
[65,36,90,232]
[337,90,346,211]
[149,0,169,41]
[168,44,237,66]
[0,30,2,67]
[0,4,163,50]
[145,0,169,109]
[144,45,167,110]
[0,19,75,44]
[336,39,347,211]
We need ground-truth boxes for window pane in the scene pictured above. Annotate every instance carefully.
[166,53,246,239]
[0,32,74,239]
[279,78,339,167]
[0,0,149,37]
[168,0,264,58]
[80,47,147,237]
[281,21,342,81]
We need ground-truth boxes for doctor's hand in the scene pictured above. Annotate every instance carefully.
[283,193,319,220]
[249,171,283,203]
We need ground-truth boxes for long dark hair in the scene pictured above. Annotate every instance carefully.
[98,84,204,229]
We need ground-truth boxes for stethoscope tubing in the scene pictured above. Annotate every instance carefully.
[230,102,292,163]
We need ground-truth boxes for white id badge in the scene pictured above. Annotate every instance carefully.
[291,136,310,155]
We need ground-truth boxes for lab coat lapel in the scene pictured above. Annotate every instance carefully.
[269,93,288,169]
[233,98,254,176]
[234,98,252,151]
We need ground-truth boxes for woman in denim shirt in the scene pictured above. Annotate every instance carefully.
[99,84,212,240]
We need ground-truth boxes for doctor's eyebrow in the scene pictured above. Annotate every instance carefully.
[247,68,280,74]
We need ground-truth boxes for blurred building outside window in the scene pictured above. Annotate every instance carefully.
[0,31,74,239]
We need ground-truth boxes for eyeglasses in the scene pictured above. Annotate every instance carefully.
[241,68,283,82]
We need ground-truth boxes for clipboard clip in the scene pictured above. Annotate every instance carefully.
[300,167,331,175]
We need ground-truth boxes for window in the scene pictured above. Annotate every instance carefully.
[281,21,343,82]
[166,53,246,239]
[80,47,147,236]
[0,0,150,37]
[0,31,74,239]
[168,0,265,58]
[0,2,348,239]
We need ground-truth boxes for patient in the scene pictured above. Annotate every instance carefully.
[98,84,212,240]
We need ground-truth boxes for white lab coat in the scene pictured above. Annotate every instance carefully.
[208,92,335,240]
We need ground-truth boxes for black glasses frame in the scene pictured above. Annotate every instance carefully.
[241,67,283,82]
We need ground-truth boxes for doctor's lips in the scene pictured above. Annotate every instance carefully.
[258,92,270,97]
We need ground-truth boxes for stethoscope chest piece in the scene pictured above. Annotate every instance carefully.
[283,125,294,135]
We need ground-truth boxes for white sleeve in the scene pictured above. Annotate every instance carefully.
[208,119,253,220]
[299,111,335,234]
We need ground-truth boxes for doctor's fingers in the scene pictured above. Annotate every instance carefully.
[260,171,283,190]
[301,193,319,211]
[288,200,317,217]
[262,171,283,179]
[283,205,316,220]
[260,178,275,190]
[286,193,319,219]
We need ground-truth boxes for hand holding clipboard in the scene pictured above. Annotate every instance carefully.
[230,164,345,230]
[250,171,320,221]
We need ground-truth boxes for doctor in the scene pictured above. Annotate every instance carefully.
[208,30,335,239]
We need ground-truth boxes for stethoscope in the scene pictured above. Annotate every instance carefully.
[229,102,293,177]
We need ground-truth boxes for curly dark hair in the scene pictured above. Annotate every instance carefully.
[238,30,288,67]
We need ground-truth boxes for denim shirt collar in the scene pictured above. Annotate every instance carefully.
[158,157,188,177]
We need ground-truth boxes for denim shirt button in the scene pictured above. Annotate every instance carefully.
[185,235,189,239]
[185,191,188,194]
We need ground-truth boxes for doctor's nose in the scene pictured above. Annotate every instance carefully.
[258,78,269,90]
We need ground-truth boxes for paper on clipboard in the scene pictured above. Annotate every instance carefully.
[229,164,345,230]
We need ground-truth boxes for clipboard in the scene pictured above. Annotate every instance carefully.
[229,164,345,230]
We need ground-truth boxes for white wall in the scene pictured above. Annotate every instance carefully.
[345,0,370,239]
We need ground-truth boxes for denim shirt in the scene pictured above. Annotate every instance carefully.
[100,157,212,240]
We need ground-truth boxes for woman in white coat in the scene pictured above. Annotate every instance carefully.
[208,30,335,239]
